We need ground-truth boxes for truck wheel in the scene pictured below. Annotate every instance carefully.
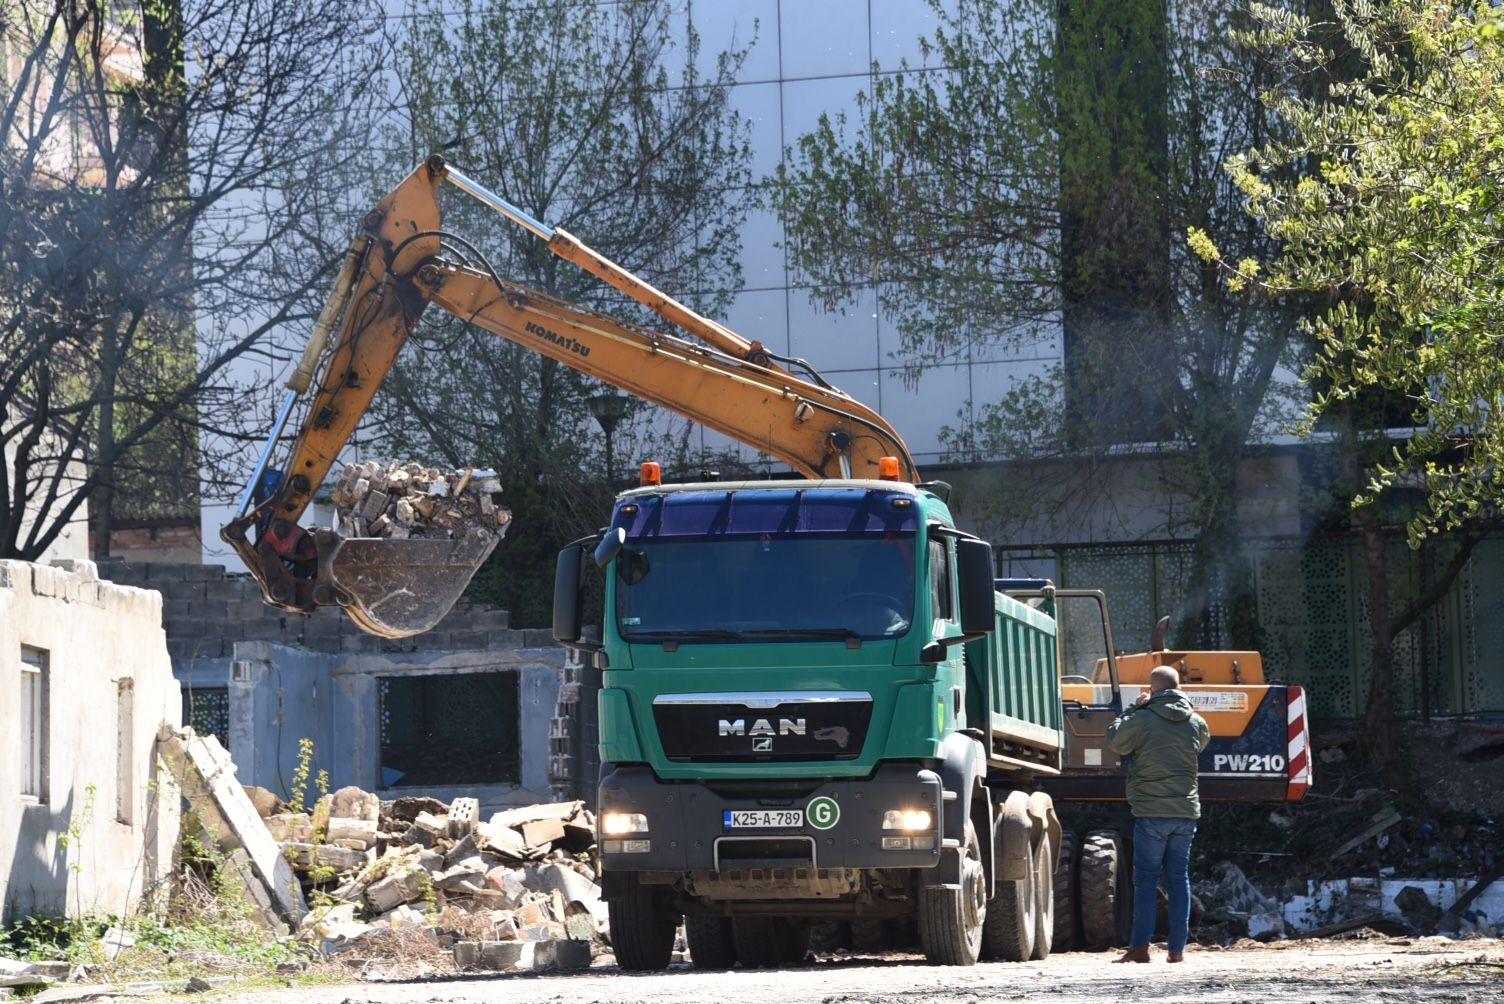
[808,921,850,954]
[685,916,737,969]
[981,835,1036,962]
[1079,830,1132,950]
[850,918,891,953]
[1052,831,1080,952]
[1031,833,1054,960]
[731,917,810,967]
[606,875,677,971]
[919,822,986,966]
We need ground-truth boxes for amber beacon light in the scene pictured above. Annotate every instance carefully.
[878,456,901,481]
[640,461,663,487]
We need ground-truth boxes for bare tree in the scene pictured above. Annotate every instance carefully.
[348,0,755,625]
[0,0,380,559]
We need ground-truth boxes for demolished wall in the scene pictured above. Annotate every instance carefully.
[228,642,565,811]
[0,560,181,924]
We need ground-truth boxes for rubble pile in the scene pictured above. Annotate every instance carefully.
[248,785,602,973]
[329,461,511,540]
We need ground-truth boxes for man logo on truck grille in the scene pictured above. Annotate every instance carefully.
[719,717,807,742]
[807,796,840,830]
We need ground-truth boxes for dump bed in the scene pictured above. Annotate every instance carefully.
[964,591,1065,775]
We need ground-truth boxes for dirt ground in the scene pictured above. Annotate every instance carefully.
[212,938,1504,1003]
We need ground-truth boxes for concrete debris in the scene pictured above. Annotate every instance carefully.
[157,725,307,929]
[244,788,602,970]
[330,460,511,541]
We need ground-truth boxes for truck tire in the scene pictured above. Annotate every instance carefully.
[685,916,737,970]
[731,917,810,968]
[1052,831,1080,952]
[606,874,677,971]
[1031,834,1054,960]
[808,921,850,954]
[920,822,987,966]
[981,835,1036,962]
[1079,830,1132,950]
[850,919,891,953]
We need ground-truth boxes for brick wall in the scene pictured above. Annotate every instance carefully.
[94,559,550,661]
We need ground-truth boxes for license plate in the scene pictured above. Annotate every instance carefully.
[723,809,803,829]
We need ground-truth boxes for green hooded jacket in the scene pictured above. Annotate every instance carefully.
[1106,689,1211,819]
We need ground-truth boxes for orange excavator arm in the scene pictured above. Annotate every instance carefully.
[222,156,917,636]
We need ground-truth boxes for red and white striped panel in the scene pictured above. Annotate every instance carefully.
[1287,685,1312,800]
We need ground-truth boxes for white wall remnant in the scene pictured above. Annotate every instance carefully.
[0,559,181,924]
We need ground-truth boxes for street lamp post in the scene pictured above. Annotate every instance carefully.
[587,391,631,484]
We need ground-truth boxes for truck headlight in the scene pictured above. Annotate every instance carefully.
[601,812,649,835]
[882,808,933,832]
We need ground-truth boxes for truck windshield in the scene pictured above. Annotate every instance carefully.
[609,487,919,644]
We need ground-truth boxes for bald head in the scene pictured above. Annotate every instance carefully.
[1149,665,1181,693]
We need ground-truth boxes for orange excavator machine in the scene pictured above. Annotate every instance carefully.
[221,155,913,637]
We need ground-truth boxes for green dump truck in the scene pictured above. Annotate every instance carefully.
[553,478,1067,968]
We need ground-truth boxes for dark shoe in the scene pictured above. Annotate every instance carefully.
[1167,951,1185,963]
[1113,947,1152,964]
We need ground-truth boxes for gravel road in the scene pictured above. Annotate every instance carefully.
[217,938,1504,1004]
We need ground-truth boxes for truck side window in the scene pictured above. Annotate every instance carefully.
[930,539,953,622]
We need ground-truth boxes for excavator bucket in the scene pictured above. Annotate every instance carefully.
[311,526,505,639]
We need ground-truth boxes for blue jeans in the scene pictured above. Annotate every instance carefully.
[1131,817,1197,953]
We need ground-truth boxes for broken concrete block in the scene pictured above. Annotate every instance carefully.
[157,727,307,926]
[455,940,532,971]
[359,489,388,523]
[327,817,378,849]
[485,866,529,908]
[521,818,567,849]
[330,786,380,822]
[491,913,520,941]
[448,797,479,838]
[283,843,365,873]
[371,904,428,930]
[365,868,429,913]
[534,940,592,971]
[564,903,598,941]
[488,801,583,830]
[476,821,526,859]
[388,796,450,823]
[443,832,479,864]
[243,786,282,818]
[264,812,313,843]
[418,849,445,874]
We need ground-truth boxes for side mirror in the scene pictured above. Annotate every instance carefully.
[593,526,626,568]
[552,545,586,644]
[956,538,996,637]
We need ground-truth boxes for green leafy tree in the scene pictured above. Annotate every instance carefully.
[1194,0,1504,771]
[774,0,1306,648]
[357,0,755,626]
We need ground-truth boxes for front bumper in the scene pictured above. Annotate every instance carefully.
[597,762,943,873]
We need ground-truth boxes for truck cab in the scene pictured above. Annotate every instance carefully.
[554,477,1065,969]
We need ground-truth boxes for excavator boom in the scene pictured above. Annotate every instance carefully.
[223,156,917,636]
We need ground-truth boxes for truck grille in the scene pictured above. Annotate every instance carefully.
[652,692,873,762]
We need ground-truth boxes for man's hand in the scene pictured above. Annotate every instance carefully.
[1133,690,1151,707]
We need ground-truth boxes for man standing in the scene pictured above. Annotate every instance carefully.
[1106,665,1210,963]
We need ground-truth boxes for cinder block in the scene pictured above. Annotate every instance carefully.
[488,629,525,648]
[445,630,490,650]
[521,629,557,648]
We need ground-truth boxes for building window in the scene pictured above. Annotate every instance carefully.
[378,671,520,789]
[183,687,230,749]
[21,647,48,802]
[930,539,954,622]
[115,679,135,824]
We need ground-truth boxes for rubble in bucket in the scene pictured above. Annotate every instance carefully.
[329,460,511,541]
[248,785,602,974]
